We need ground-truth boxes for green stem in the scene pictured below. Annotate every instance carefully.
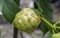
[40,16,57,33]
[41,16,53,28]
[53,21,60,26]
[35,2,53,28]
[40,16,59,33]
[52,29,55,34]
[56,27,60,29]
[35,1,59,32]
[53,21,60,29]
[35,1,52,26]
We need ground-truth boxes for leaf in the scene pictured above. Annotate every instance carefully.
[39,21,49,35]
[40,0,52,22]
[13,0,20,6]
[35,0,53,35]
[0,0,3,12]
[2,0,18,23]
[48,32,52,38]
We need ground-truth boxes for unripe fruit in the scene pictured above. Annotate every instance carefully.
[14,8,41,33]
[52,33,60,38]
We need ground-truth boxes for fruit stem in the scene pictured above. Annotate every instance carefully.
[35,1,60,32]
[35,1,53,28]
[56,27,60,29]
[35,1,52,27]
[53,21,60,29]
[40,16,53,28]
[40,16,58,33]
[40,16,60,33]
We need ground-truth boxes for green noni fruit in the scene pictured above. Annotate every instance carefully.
[52,33,60,38]
[14,8,41,33]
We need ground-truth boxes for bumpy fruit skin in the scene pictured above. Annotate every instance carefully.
[52,33,60,38]
[14,8,41,33]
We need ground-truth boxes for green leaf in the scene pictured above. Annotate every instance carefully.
[40,22,49,35]
[48,32,52,38]
[35,0,53,35]
[0,0,3,12]
[2,0,18,23]
[13,0,20,6]
[39,0,52,22]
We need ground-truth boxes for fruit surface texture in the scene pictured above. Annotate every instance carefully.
[52,33,60,38]
[14,8,41,33]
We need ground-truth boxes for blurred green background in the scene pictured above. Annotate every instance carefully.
[0,0,2,12]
